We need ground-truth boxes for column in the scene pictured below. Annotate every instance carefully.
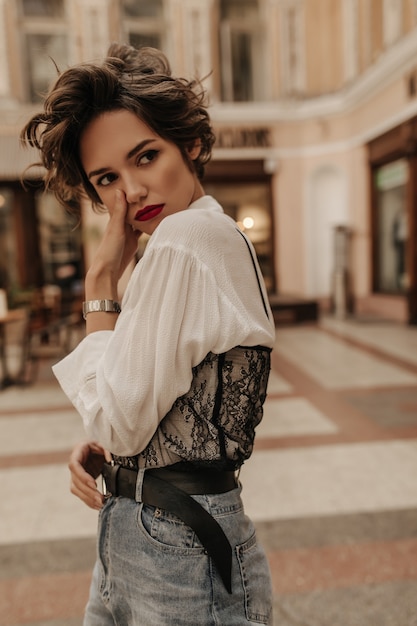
[342,0,358,83]
[0,0,11,99]
[383,0,403,47]
[180,0,215,88]
[279,0,305,96]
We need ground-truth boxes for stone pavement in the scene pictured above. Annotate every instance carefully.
[1,316,417,625]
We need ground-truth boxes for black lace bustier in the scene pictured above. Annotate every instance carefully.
[112,345,271,471]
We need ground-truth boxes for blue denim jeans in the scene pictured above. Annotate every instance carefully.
[84,474,273,625]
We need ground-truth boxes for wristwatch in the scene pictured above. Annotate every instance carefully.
[82,299,121,320]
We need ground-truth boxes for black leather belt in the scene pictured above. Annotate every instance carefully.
[101,463,237,594]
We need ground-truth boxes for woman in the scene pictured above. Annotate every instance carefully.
[22,43,275,625]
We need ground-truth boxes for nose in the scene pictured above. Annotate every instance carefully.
[124,173,147,206]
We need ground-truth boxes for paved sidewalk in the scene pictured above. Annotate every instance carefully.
[1,316,417,625]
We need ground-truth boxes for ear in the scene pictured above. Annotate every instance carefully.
[187,139,202,161]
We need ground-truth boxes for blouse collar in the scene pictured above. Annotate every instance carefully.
[188,195,224,214]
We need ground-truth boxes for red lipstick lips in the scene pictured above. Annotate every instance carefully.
[134,204,165,222]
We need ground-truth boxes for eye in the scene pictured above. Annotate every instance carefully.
[96,172,118,187]
[137,149,159,166]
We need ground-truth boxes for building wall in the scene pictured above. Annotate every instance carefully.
[270,48,417,312]
[304,0,344,95]
[2,0,417,321]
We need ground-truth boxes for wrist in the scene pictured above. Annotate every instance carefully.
[85,266,118,300]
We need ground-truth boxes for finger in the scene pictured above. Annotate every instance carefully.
[87,440,107,456]
[69,458,97,489]
[68,442,104,509]
[69,444,98,483]
[70,468,100,501]
[123,225,141,263]
[69,461,103,508]
[70,477,103,510]
[93,191,130,276]
[97,191,128,252]
[109,189,128,226]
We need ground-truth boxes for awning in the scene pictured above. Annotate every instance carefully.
[0,134,45,180]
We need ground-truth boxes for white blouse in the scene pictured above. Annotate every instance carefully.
[53,196,275,456]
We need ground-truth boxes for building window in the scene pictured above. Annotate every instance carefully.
[20,0,68,103]
[21,0,64,17]
[36,191,83,294]
[219,0,264,102]
[122,0,165,50]
[374,159,409,293]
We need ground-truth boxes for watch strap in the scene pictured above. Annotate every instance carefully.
[82,299,121,320]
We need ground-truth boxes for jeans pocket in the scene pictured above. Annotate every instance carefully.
[138,502,205,552]
[236,533,273,625]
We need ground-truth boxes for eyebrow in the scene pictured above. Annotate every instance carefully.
[86,138,157,180]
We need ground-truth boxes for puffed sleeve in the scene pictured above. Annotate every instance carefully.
[52,244,254,456]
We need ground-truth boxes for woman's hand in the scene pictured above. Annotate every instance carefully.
[86,189,141,295]
[84,190,142,332]
[68,441,111,510]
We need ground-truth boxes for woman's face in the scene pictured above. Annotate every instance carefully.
[80,109,204,236]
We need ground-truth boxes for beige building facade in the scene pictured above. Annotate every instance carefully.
[1,0,417,322]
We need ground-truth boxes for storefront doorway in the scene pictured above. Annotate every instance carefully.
[373,159,409,294]
[369,119,417,324]
[0,184,84,314]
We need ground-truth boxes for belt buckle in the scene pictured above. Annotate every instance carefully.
[101,460,115,500]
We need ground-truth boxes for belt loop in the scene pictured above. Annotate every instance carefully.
[135,468,146,503]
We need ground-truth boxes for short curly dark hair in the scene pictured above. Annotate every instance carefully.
[21,43,215,216]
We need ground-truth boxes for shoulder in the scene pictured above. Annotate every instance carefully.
[149,196,237,252]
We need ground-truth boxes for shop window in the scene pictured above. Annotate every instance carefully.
[36,191,83,309]
[219,0,265,102]
[122,0,165,50]
[20,0,68,102]
[374,159,409,293]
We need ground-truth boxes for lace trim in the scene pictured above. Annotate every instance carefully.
[112,345,271,471]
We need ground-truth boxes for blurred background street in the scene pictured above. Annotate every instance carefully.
[1,315,417,625]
